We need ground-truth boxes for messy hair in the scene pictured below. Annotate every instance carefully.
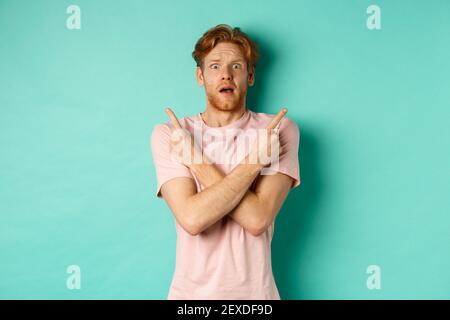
[192,24,260,73]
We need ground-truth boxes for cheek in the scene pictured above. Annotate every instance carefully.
[204,79,215,91]
[202,72,213,84]
[237,76,249,88]
[204,75,221,90]
[235,71,249,82]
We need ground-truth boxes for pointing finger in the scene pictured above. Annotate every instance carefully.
[165,107,182,129]
[266,108,288,130]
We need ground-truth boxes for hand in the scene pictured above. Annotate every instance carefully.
[241,108,287,167]
[165,107,207,167]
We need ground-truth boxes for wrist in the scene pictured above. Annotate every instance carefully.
[239,162,264,176]
[189,159,214,173]
[240,153,264,171]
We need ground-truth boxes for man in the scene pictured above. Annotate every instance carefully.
[150,24,300,299]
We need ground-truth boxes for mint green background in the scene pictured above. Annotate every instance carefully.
[1,0,449,299]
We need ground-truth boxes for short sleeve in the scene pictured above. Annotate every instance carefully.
[263,117,301,189]
[150,123,195,198]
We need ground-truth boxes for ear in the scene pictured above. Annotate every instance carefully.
[196,66,204,86]
[248,65,255,87]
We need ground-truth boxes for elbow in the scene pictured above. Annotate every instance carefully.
[247,207,277,236]
[182,224,198,236]
[171,202,203,236]
[180,217,202,236]
[176,201,213,236]
[247,218,269,237]
[179,210,204,236]
[186,228,201,236]
[187,224,202,236]
[248,226,266,237]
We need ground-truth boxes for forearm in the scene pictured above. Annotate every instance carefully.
[190,162,264,231]
[186,163,262,234]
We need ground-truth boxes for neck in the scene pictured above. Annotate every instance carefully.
[201,106,247,127]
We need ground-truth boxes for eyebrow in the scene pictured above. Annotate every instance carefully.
[207,59,245,64]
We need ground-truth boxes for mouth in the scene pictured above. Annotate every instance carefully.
[218,86,236,95]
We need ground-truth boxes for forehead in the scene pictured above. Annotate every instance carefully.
[204,42,245,61]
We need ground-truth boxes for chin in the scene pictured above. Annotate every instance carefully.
[208,93,244,112]
[217,103,238,111]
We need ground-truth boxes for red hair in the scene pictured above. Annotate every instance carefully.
[192,24,260,72]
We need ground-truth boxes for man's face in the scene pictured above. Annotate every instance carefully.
[196,42,255,112]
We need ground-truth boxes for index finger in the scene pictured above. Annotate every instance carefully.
[266,108,288,130]
[165,107,182,129]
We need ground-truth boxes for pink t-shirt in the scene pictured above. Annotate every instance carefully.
[150,109,301,299]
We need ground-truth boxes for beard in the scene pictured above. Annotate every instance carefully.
[206,88,247,112]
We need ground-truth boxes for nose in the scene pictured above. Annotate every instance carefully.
[221,66,233,81]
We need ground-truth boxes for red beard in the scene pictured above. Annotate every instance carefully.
[206,88,246,112]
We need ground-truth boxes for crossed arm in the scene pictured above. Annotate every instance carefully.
[160,109,294,237]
